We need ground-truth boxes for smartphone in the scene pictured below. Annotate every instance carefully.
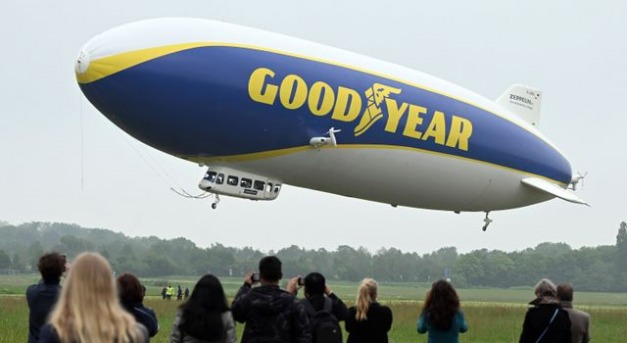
[251,272,260,283]
[297,276,304,286]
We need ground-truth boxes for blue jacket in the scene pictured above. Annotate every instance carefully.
[121,301,159,337]
[27,280,61,343]
[417,311,468,343]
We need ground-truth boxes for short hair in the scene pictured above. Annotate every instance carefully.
[304,272,325,296]
[38,252,66,283]
[557,283,574,301]
[259,256,282,282]
[534,278,557,297]
[117,273,144,303]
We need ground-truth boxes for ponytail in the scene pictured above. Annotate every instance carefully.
[354,278,377,321]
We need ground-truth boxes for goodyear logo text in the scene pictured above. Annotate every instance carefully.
[248,67,473,151]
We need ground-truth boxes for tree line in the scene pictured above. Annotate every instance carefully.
[1,221,626,292]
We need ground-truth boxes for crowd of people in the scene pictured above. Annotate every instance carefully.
[26,251,590,343]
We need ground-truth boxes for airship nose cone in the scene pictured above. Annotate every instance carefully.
[75,49,91,75]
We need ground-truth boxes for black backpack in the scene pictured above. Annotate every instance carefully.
[304,297,343,343]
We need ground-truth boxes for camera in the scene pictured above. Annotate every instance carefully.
[251,272,260,283]
[297,276,304,286]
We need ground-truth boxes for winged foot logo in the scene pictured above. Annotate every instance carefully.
[248,67,473,151]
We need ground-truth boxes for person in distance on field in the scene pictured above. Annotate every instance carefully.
[417,279,468,343]
[26,252,68,343]
[170,274,236,343]
[345,278,393,343]
[231,255,311,343]
[117,273,159,338]
[557,283,590,343]
[519,278,571,343]
[38,252,148,343]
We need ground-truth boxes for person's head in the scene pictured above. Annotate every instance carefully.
[534,278,557,297]
[557,283,574,302]
[355,278,378,321]
[259,255,282,283]
[48,252,141,343]
[304,272,326,297]
[185,274,228,310]
[421,280,460,330]
[117,273,144,304]
[180,274,229,340]
[38,252,66,283]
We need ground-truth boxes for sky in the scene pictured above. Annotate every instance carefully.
[1,1,625,255]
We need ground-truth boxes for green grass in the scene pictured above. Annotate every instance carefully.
[3,275,627,342]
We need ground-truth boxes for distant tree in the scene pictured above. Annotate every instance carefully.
[0,250,10,269]
[616,221,627,266]
[11,253,23,271]
[28,241,44,271]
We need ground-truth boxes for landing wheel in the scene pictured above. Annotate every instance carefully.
[211,194,221,209]
[482,211,493,231]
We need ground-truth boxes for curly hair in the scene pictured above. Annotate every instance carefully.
[421,280,460,331]
[38,252,66,283]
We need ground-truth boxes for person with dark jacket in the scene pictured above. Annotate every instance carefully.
[557,283,591,343]
[231,256,311,343]
[117,273,159,338]
[26,252,68,343]
[519,278,572,343]
[345,278,393,343]
[287,272,349,342]
[287,272,349,320]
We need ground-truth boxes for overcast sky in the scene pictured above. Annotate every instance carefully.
[1,1,625,255]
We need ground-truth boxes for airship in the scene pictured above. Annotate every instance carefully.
[75,18,585,229]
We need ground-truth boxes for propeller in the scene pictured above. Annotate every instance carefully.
[569,171,588,191]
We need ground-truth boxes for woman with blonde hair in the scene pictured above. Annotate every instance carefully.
[38,252,148,343]
[345,278,393,343]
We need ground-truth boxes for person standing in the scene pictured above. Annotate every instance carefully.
[345,278,393,343]
[170,274,236,343]
[231,255,311,343]
[26,252,68,343]
[38,252,148,343]
[557,283,591,343]
[117,273,160,338]
[519,278,571,343]
[417,280,468,343]
[166,284,175,300]
[287,272,348,342]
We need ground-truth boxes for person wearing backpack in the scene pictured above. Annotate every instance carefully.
[287,272,349,343]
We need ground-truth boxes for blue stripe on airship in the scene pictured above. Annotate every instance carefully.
[79,45,572,184]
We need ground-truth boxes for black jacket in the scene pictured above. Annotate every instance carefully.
[232,283,311,343]
[304,293,349,322]
[121,301,159,337]
[345,302,393,343]
[519,302,571,343]
[26,280,61,343]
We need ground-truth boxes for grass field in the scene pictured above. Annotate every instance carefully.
[3,275,627,342]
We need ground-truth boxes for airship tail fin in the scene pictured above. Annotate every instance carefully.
[496,84,542,127]
[522,177,588,205]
